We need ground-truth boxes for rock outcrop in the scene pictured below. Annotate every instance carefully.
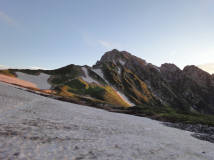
[1,49,214,114]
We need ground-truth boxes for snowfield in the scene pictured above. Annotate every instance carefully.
[0,82,214,160]
[92,68,106,82]
[16,72,51,89]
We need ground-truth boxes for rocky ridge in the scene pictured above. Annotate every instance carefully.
[1,49,214,115]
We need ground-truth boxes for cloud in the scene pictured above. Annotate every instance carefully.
[198,63,214,74]
[81,32,122,50]
[98,40,121,49]
[29,66,47,70]
[0,65,46,70]
[0,11,17,26]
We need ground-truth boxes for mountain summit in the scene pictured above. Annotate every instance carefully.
[1,49,214,115]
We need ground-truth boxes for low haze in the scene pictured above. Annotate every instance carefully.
[198,63,214,74]
[0,0,214,73]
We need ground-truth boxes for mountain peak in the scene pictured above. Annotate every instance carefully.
[183,65,213,87]
[96,49,147,67]
[160,63,181,73]
[183,65,211,76]
[101,49,131,60]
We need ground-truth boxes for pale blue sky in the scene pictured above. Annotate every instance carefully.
[0,0,214,70]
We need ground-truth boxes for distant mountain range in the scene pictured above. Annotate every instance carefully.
[1,49,214,116]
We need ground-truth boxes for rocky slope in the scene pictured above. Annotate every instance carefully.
[0,49,214,115]
[93,49,214,114]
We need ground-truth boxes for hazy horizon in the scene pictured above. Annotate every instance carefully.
[0,48,213,75]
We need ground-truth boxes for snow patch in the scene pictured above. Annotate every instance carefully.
[114,88,135,106]
[92,68,109,84]
[92,68,105,80]
[92,68,134,106]
[118,67,121,74]
[153,66,160,72]
[119,59,126,65]
[82,67,99,84]
[16,72,51,89]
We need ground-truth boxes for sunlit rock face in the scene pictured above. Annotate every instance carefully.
[95,50,214,114]
[0,49,214,114]
[183,65,214,87]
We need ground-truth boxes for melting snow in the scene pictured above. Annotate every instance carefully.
[118,67,121,74]
[82,67,99,84]
[92,68,105,80]
[92,68,134,106]
[119,59,126,65]
[114,88,135,106]
[0,82,214,160]
[16,72,51,89]
[92,68,109,84]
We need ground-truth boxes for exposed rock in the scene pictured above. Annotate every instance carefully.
[164,122,214,143]
[1,49,214,114]
[183,65,214,87]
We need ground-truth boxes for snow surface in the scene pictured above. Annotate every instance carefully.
[92,68,105,80]
[119,59,126,65]
[92,68,109,84]
[82,67,99,84]
[118,67,122,74]
[0,81,213,160]
[16,72,51,89]
[0,74,37,88]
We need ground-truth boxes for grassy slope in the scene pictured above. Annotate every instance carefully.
[48,64,131,107]
[123,104,214,126]
[58,78,131,107]
[0,70,16,77]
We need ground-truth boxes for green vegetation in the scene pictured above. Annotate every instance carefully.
[85,86,106,100]
[0,70,16,77]
[102,63,122,86]
[127,104,214,126]
[56,76,131,107]
[101,62,157,105]
[47,64,83,76]
[66,79,105,100]
[158,113,214,126]
[50,65,83,85]
[11,69,41,75]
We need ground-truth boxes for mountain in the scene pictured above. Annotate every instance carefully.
[1,78,213,159]
[1,49,214,116]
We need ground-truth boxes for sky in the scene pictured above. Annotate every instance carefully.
[0,0,214,72]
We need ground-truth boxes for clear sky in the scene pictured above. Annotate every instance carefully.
[0,0,214,70]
